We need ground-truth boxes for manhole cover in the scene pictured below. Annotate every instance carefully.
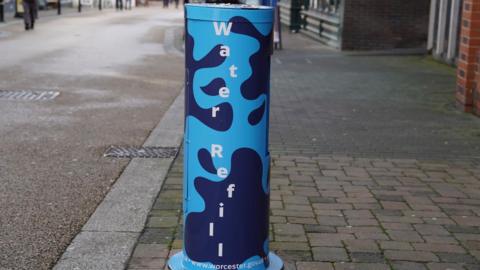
[104,146,179,158]
[0,90,60,101]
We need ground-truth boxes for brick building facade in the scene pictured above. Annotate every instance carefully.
[456,0,480,113]
[341,0,430,50]
[279,0,480,117]
[278,0,431,51]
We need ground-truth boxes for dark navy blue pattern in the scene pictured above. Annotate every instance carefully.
[198,148,217,174]
[230,17,272,101]
[185,33,233,131]
[185,148,269,267]
[248,101,265,126]
[201,78,226,96]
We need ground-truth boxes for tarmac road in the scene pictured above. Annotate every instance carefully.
[0,6,184,270]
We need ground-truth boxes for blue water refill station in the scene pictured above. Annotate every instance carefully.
[168,4,283,270]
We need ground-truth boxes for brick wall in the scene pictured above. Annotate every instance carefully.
[341,0,430,51]
[473,51,480,115]
[457,0,480,112]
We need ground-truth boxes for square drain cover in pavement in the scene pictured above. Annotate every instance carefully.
[0,90,60,101]
[104,146,179,158]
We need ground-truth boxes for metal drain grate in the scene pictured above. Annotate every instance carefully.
[0,90,60,101]
[104,146,179,158]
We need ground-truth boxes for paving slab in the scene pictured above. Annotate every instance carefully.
[124,31,480,270]
[53,231,139,270]
[0,6,185,270]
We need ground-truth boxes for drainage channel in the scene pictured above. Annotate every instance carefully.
[104,146,179,158]
[0,90,60,101]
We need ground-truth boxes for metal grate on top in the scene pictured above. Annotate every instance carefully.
[0,90,60,101]
[104,146,179,158]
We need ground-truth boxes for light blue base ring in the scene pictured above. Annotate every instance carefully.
[168,252,284,270]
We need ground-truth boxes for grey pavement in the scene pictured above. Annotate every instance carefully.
[269,33,480,159]
[125,31,480,270]
[0,6,184,270]
[3,5,480,270]
[53,89,184,270]
[1,6,103,27]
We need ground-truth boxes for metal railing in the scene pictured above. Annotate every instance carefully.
[276,0,343,48]
[305,0,340,14]
[300,0,341,48]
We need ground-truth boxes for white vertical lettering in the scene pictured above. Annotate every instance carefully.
[213,22,232,36]
[219,45,230,57]
[219,87,230,98]
[217,167,228,178]
[209,222,214,237]
[229,65,238,78]
[227,184,235,198]
[219,203,224,217]
[212,106,220,118]
[211,144,223,158]
[218,243,223,257]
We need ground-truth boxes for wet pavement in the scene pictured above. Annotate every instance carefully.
[269,34,480,159]
[0,6,184,270]
[126,32,480,270]
[3,6,480,270]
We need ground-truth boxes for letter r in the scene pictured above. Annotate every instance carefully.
[211,144,223,158]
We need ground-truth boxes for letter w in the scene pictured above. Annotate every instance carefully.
[213,22,232,36]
